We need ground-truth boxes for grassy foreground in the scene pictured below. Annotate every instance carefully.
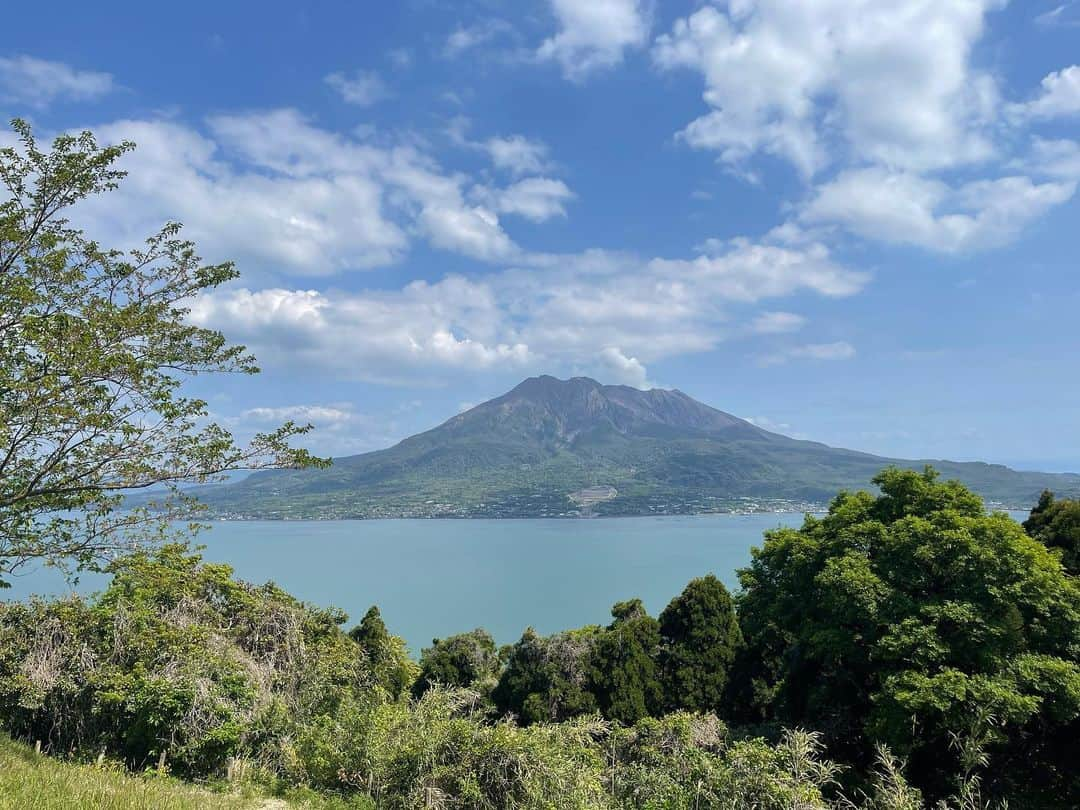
[0,736,264,810]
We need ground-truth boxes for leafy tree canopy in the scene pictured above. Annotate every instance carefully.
[493,626,600,725]
[0,119,324,585]
[413,628,501,697]
[736,466,1080,800]
[1024,490,1080,575]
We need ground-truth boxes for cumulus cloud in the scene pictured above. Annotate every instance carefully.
[596,347,651,389]
[69,110,529,274]
[1010,65,1080,121]
[538,0,651,80]
[324,70,391,106]
[653,1,1002,176]
[484,134,552,175]
[188,280,532,385]
[801,168,1076,252]
[648,4,1079,253]
[646,240,866,303]
[1024,138,1080,180]
[473,177,574,222]
[0,55,113,108]
[187,236,866,384]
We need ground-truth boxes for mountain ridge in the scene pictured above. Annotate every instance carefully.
[199,376,1080,519]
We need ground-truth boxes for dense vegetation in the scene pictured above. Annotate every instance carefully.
[3,470,1079,807]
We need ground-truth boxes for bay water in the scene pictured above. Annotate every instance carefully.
[2,512,1026,652]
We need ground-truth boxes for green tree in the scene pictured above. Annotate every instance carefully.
[737,467,1080,801]
[588,599,663,725]
[492,627,600,724]
[0,120,324,585]
[350,605,391,651]
[658,574,742,714]
[1024,490,1080,575]
[413,628,501,697]
[349,606,417,699]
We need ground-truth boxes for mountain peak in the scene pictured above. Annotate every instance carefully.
[205,374,1080,519]
[483,375,750,439]
[509,375,605,395]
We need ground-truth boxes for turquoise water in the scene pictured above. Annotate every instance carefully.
[1,512,1027,652]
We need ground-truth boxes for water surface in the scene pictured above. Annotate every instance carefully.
[3,512,1025,652]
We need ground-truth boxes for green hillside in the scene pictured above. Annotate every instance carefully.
[198,376,1080,518]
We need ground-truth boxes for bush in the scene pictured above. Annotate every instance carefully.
[413,628,501,698]
[0,544,384,779]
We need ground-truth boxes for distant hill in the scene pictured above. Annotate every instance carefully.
[198,375,1080,518]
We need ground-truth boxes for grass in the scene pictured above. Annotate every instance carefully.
[0,736,374,810]
[0,736,264,810]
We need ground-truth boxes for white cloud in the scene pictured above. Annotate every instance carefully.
[418,203,516,260]
[231,402,408,456]
[187,236,866,384]
[474,177,574,222]
[1035,2,1080,26]
[538,0,651,80]
[751,311,806,334]
[70,110,529,273]
[0,55,113,108]
[647,239,866,303]
[762,341,856,366]
[653,1,1002,176]
[484,135,552,175]
[1025,138,1080,180]
[597,347,651,389]
[189,280,532,385]
[444,20,512,57]
[1010,65,1080,120]
[241,404,357,427]
[801,167,1076,252]
[73,116,407,274]
[650,3,1075,253]
[324,70,391,106]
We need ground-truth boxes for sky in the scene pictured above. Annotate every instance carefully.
[2,0,1079,471]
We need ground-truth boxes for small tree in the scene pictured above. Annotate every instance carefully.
[1024,490,1080,575]
[588,598,663,725]
[0,120,325,585]
[659,574,742,714]
[413,628,501,697]
[349,606,417,698]
[493,626,599,724]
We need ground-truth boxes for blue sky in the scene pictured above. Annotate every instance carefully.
[2,0,1079,471]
